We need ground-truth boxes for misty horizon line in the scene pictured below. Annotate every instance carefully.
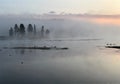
[1,13,120,19]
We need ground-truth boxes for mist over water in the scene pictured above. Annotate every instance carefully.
[1,15,120,84]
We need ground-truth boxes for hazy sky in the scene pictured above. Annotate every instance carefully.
[0,0,120,15]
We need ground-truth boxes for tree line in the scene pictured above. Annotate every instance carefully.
[9,24,50,37]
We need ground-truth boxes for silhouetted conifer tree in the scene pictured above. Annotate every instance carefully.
[27,24,33,33]
[34,24,36,34]
[14,24,19,35]
[9,27,13,36]
[20,24,25,35]
[46,29,50,34]
[41,26,44,32]
[41,25,44,37]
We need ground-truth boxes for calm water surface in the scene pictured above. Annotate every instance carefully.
[1,19,120,84]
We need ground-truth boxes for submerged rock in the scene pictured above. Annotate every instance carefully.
[21,61,24,64]
[9,54,11,56]
[105,46,120,49]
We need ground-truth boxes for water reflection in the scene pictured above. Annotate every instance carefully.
[0,39,120,84]
[1,21,120,84]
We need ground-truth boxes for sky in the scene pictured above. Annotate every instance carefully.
[0,0,120,15]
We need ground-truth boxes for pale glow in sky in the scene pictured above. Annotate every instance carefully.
[0,0,120,14]
[83,17,120,25]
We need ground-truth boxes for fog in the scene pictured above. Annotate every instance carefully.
[1,14,120,84]
[1,14,120,39]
